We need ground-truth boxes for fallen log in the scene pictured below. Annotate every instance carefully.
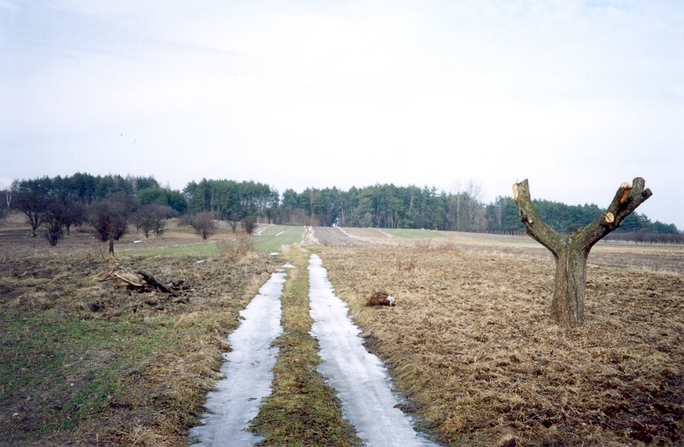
[113,272,145,288]
[137,270,177,296]
[100,267,118,282]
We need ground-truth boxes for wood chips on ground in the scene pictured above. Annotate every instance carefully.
[318,244,683,446]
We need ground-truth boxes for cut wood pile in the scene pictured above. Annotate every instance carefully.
[101,265,189,298]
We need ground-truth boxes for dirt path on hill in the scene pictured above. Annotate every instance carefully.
[309,227,372,246]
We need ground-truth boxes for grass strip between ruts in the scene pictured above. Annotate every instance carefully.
[250,247,362,446]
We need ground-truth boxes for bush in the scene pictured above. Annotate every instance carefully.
[133,204,177,238]
[218,236,254,263]
[88,195,137,253]
[182,212,217,239]
[241,216,257,235]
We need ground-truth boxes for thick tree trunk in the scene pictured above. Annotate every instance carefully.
[108,236,115,254]
[550,243,589,326]
[513,178,652,327]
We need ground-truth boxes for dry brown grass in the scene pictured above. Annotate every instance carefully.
[318,245,683,446]
[217,235,256,263]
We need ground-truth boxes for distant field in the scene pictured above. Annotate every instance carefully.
[379,228,445,239]
[123,241,219,258]
[253,225,304,253]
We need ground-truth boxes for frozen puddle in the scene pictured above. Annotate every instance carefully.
[189,270,286,447]
[308,254,438,446]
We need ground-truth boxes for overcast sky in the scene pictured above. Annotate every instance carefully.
[1,0,682,228]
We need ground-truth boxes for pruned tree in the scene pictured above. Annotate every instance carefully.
[512,178,652,327]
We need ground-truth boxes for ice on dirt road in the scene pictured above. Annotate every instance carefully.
[308,254,439,447]
[189,270,286,447]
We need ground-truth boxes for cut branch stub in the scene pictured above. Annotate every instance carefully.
[582,177,652,248]
[511,179,562,254]
[618,182,632,204]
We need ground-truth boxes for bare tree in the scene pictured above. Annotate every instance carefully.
[1,184,13,218]
[11,179,50,237]
[4,184,12,209]
[61,200,86,235]
[133,204,176,238]
[40,194,84,246]
[513,178,652,327]
[88,195,136,254]
[183,211,217,239]
[450,179,485,232]
[43,198,66,246]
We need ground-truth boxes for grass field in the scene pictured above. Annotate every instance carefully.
[380,228,446,239]
[252,225,305,253]
[122,242,219,258]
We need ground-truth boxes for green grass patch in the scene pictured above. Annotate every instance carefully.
[380,228,446,239]
[253,225,304,253]
[121,242,219,258]
[0,310,178,439]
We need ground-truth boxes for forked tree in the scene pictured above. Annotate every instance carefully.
[512,178,652,327]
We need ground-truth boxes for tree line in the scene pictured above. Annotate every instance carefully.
[273,183,680,241]
[1,174,188,249]
[2,174,681,249]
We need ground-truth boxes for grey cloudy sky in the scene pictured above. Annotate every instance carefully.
[1,0,682,228]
